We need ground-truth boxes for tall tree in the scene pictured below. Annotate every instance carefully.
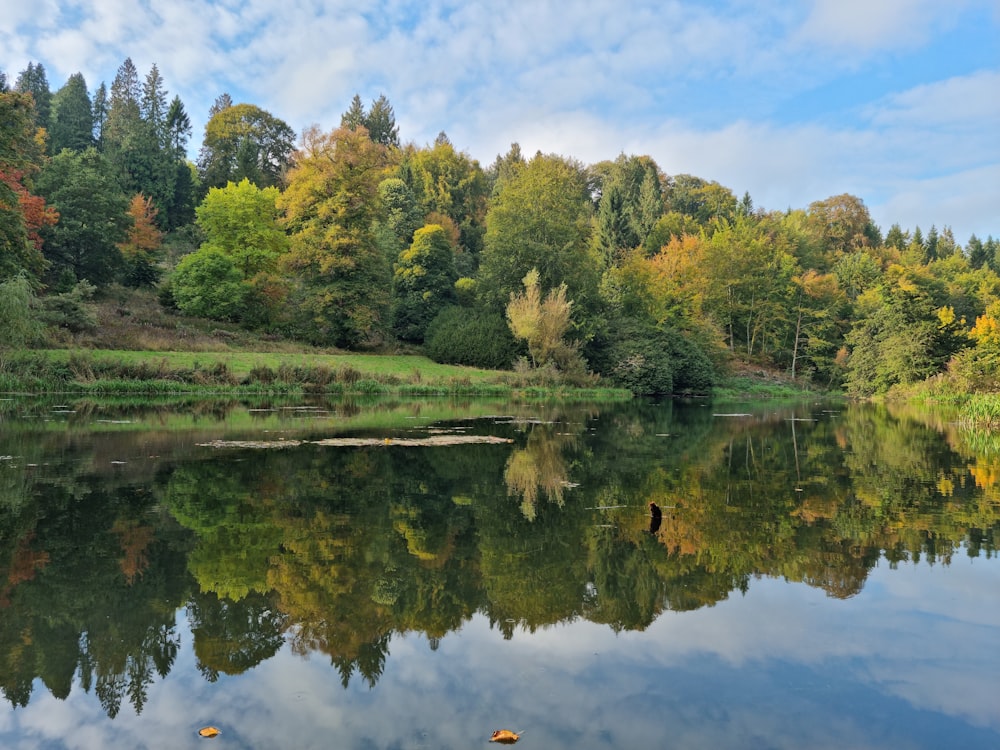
[278,125,393,347]
[14,62,51,133]
[34,147,130,287]
[339,94,366,131]
[195,178,288,278]
[365,94,399,148]
[0,91,51,280]
[665,174,737,225]
[592,154,665,266]
[392,224,458,342]
[91,82,108,146]
[49,73,93,153]
[208,93,233,118]
[198,103,295,190]
[140,64,168,143]
[165,96,192,158]
[478,152,600,323]
[400,138,489,263]
[340,94,399,147]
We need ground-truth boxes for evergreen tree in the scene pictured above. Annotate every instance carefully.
[165,96,192,158]
[340,94,399,147]
[34,147,130,286]
[208,93,233,118]
[141,64,168,144]
[14,62,51,132]
[966,234,986,269]
[340,94,366,131]
[884,223,909,250]
[924,224,939,263]
[92,82,108,145]
[50,73,93,153]
[365,94,399,147]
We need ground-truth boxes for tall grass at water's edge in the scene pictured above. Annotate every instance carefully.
[0,350,633,400]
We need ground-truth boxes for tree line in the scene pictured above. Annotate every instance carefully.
[2,59,999,396]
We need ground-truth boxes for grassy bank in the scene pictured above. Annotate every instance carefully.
[0,349,632,401]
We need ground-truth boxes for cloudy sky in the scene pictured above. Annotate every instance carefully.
[2,0,998,242]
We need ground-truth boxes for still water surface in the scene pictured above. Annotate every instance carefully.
[0,396,998,749]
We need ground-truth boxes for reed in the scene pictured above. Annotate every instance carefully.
[959,394,1000,429]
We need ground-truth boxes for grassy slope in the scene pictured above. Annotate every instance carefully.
[28,288,821,399]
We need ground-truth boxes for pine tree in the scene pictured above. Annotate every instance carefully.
[50,73,93,153]
[14,62,51,131]
[92,82,108,145]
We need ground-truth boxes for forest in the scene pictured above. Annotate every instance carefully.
[2,58,1000,397]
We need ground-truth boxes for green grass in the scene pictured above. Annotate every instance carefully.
[36,349,502,382]
[1,349,633,400]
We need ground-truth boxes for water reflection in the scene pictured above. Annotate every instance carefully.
[0,397,998,739]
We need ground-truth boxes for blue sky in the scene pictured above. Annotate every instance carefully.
[2,0,998,243]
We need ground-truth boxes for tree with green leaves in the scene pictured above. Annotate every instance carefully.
[14,62,51,133]
[1,91,51,281]
[278,125,393,347]
[198,103,295,190]
[844,263,967,395]
[665,174,737,225]
[392,224,458,342]
[340,93,399,147]
[478,152,600,323]
[400,138,489,267]
[591,154,664,266]
[195,178,288,278]
[170,248,246,320]
[373,177,423,263]
[91,82,107,145]
[49,73,93,153]
[34,147,130,287]
[0,273,43,365]
[507,268,585,374]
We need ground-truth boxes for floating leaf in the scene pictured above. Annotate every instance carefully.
[198,726,221,738]
[490,729,521,743]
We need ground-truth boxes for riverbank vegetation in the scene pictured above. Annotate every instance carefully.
[2,59,998,405]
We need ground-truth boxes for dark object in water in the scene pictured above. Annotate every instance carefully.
[490,729,521,743]
[649,501,662,534]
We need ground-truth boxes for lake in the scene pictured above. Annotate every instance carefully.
[1,395,998,749]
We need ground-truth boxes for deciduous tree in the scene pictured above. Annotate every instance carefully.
[198,103,295,190]
[278,125,393,347]
[392,224,458,342]
[195,178,287,278]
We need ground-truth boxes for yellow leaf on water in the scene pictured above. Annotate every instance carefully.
[490,729,520,743]
[198,726,221,738]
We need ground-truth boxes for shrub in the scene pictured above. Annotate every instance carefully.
[424,306,521,370]
[170,248,246,321]
[38,280,98,333]
[589,321,716,396]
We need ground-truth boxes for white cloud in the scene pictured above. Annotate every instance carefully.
[793,0,970,53]
[2,0,997,241]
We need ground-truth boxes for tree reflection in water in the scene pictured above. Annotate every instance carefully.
[0,398,997,714]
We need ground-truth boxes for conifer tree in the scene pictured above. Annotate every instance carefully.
[50,73,93,153]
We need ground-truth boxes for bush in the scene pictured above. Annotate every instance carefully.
[38,280,98,333]
[424,306,521,370]
[589,321,716,396]
[170,248,246,321]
